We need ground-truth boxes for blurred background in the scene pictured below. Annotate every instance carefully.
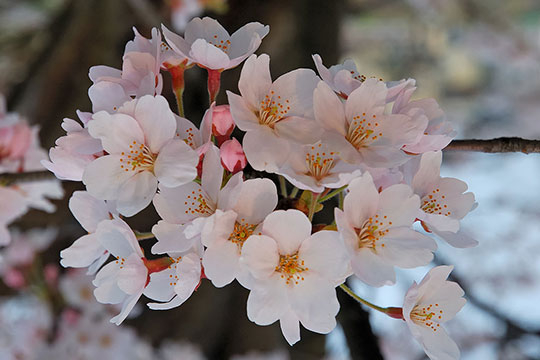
[1,0,540,359]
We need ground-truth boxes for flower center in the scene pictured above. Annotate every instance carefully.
[410,303,444,332]
[228,220,259,251]
[120,141,156,173]
[421,188,451,216]
[346,113,382,149]
[210,35,231,54]
[354,215,392,251]
[184,188,215,216]
[275,252,308,285]
[305,143,337,181]
[258,91,291,128]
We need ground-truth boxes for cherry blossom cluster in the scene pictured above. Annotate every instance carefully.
[45,17,477,359]
[0,94,63,246]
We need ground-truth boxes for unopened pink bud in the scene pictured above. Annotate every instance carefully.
[212,105,235,140]
[385,307,404,320]
[220,138,247,174]
[3,268,26,289]
[44,263,59,286]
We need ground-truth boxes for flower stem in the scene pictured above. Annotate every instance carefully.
[339,284,403,320]
[308,192,320,221]
[207,69,222,104]
[318,185,347,203]
[289,187,299,199]
[279,176,288,198]
[167,64,186,117]
[135,231,155,241]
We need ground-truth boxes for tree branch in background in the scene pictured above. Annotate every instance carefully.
[445,137,540,154]
[0,170,56,186]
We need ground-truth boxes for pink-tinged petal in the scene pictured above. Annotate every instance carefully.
[134,95,176,153]
[412,151,442,196]
[437,177,476,220]
[201,210,236,248]
[413,265,455,301]
[96,219,142,258]
[262,210,312,255]
[110,292,143,325]
[60,233,105,268]
[203,240,240,288]
[379,227,436,268]
[299,230,350,284]
[290,275,339,334]
[359,145,409,168]
[116,171,158,216]
[313,81,347,136]
[229,22,269,58]
[216,171,244,210]
[234,178,277,224]
[378,184,419,227]
[154,139,198,187]
[89,65,122,82]
[422,213,460,233]
[0,187,27,223]
[117,253,147,295]
[68,191,112,232]
[41,147,89,181]
[189,39,229,69]
[162,24,192,58]
[344,172,379,228]
[241,235,280,279]
[237,54,272,110]
[147,295,185,310]
[312,54,333,86]
[82,155,134,200]
[151,221,195,254]
[87,112,144,154]
[185,17,230,44]
[173,252,201,300]
[143,268,176,302]
[87,252,109,275]
[88,82,130,113]
[226,91,261,131]
[414,325,460,360]
[242,128,290,172]
[279,309,301,345]
[274,116,323,144]
[93,262,124,303]
[247,278,288,325]
[220,138,247,173]
[201,144,222,205]
[433,229,478,248]
[332,69,362,96]
[175,115,202,149]
[335,208,360,254]
[345,78,387,120]
[0,226,11,246]
[154,182,212,224]
[351,249,396,287]
[271,69,320,118]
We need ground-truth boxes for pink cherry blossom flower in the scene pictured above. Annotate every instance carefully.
[276,134,362,193]
[201,178,278,288]
[313,80,427,168]
[335,172,437,287]
[220,138,246,174]
[312,54,366,98]
[60,191,118,274]
[227,54,322,172]
[83,95,199,216]
[403,265,466,360]
[408,151,477,248]
[241,209,350,345]
[162,17,269,71]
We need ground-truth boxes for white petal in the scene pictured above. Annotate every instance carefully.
[237,54,272,111]
[227,91,261,131]
[241,235,279,279]
[117,253,147,295]
[116,171,158,216]
[154,182,212,224]
[203,240,240,288]
[152,221,195,254]
[110,292,143,325]
[433,229,478,248]
[189,39,229,69]
[279,309,301,345]
[134,95,176,153]
[154,139,198,187]
[247,278,288,325]
[60,233,105,268]
[379,227,436,268]
[242,128,290,172]
[233,178,278,224]
[299,230,349,283]
[313,81,347,136]
[68,191,112,232]
[82,155,133,200]
[87,111,144,154]
[201,144,222,205]
[143,268,176,302]
[344,172,379,227]
[262,210,311,255]
[96,219,142,258]
[351,249,396,287]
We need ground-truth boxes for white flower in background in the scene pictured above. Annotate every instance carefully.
[159,340,207,360]
[152,144,241,254]
[162,17,269,71]
[227,54,322,172]
[42,111,103,181]
[403,265,466,360]
[335,172,436,287]
[276,135,362,193]
[407,151,477,248]
[391,80,456,154]
[202,178,278,288]
[312,54,367,98]
[92,218,150,325]
[0,187,28,245]
[83,95,199,216]
[241,210,349,345]
[313,80,426,168]
[60,191,117,274]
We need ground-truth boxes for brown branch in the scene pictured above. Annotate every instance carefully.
[0,170,56,186]
[444,137,540,154]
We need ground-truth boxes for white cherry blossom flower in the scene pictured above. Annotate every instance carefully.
[201,178,278,288]
[313,80,426,168]
[162,17,269,71]
[408,151,477,248]
[312,54,366,98]
[335,172,437,287]
[83,95,199,216]
[403,265,466,360]
[227,54,322,172]
[60,191,117,274]
[276,134,362,193]
[0,187,27,245]
[241,210,349,345]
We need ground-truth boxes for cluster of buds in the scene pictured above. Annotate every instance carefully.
[45,17,477,359]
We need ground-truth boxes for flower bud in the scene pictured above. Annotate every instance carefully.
[212,105,235,144]
[220,138,246,174]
